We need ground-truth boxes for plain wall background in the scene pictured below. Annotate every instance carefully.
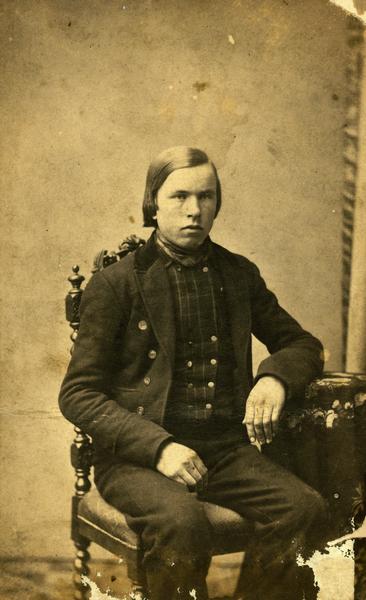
[0,0,349,559]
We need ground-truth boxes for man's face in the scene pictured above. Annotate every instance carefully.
[155,163,218,249]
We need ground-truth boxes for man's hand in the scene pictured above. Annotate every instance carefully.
[243,376,286,445]
[156,442,208,492]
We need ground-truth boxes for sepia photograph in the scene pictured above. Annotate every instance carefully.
[1,1,366,599]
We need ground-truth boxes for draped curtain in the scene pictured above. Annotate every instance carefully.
[343,20,366,372]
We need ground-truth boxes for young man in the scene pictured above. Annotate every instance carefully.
[59,146,328,600]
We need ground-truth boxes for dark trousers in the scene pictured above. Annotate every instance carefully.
[95,427,328,600]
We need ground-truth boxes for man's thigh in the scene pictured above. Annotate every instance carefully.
[94,461,214,561]
[201,443,326,528]
[95,461,199,518]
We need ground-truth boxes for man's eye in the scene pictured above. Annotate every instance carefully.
[200,192,213,200]
[173,193,187,200]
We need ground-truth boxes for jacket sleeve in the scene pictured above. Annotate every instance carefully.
[248,261,324,404]
[58,269,173,468]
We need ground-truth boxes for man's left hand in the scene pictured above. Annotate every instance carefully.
[243,376,286,445]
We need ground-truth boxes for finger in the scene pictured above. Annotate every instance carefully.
[254,406,266,445]
[186,464,203,491]
[272,406,282,435]
[192,457,208,479]
[180,469,198,488]
[194,461,208,488]
[263,407,274,444]
[245,427,256,444]
[192,459,208,491]
[243,403,256,444]
[174,475,189,488]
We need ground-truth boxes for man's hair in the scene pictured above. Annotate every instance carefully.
[142,146,222,227]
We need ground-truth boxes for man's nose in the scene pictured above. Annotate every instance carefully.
[185,195,201,217]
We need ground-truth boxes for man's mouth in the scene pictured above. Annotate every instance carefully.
[182,225,203,230]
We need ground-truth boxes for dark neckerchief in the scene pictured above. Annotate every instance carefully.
[155,229,211,267]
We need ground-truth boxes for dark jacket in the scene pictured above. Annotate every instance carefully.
[59,234,323,468]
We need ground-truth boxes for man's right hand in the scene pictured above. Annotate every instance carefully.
[156,442,208,492]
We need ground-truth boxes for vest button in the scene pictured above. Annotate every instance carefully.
[176,265,182,272]
[137,406,144,415]
[187,382,194,389]
[210,358,217,365]
[148,350,157,359]
[202,266,209,273]
[207,381,215,388]
[210,335,218,342]
[138,320,148,331]
[144,376,151,385]
[187,360,193,367]
[205,403,213,410]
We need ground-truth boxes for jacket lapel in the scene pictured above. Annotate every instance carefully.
[213,246,252,373]
[134,235,176,366]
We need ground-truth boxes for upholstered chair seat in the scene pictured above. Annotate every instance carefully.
[77,487,250,557]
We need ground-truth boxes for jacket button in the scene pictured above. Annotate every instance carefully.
[187,382,194,389]
[202,266,209,273]
[187,360,193,367]
[137,406,144,415]
[148,349,157,359]
[144,376,151,385]
[205,403,213,410]
[207,381,215,388]
[210,335,218,342]
[210,358,217,365]
[138,320,148,331]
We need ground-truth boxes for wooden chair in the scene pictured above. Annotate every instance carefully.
[64,236,366,600]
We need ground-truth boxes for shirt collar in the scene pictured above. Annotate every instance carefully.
[155,237,219,273]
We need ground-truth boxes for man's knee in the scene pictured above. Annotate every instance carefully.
[144,496,213,560]
[297,485,327,525]
[282,481,328,546]
[163,499,211,544]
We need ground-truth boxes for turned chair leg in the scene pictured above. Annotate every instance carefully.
[73,538,91,600]
[70,426,93,599]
